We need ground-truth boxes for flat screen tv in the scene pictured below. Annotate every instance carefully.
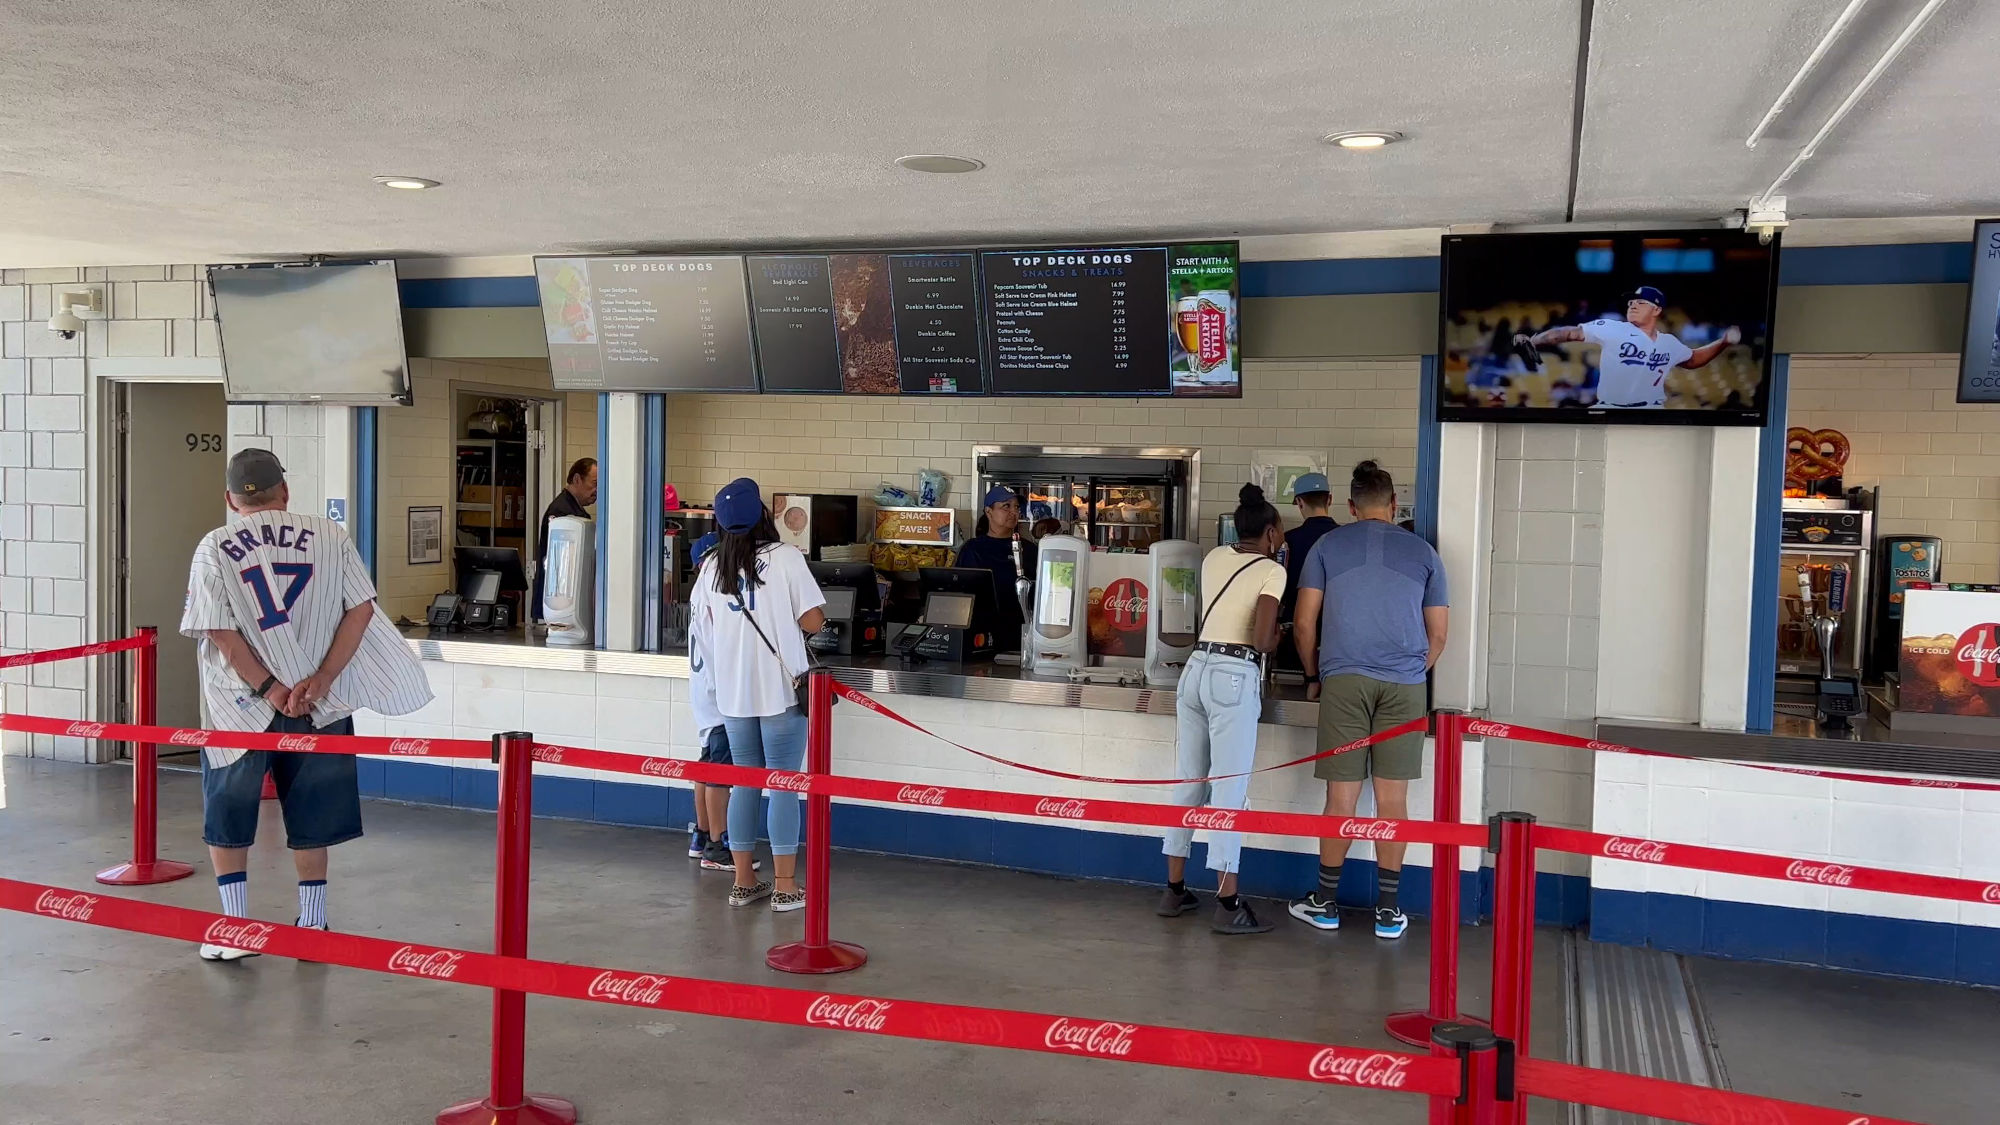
[1438,230,1779,425]
[1955,219,2000,403]
[210,261,412,405]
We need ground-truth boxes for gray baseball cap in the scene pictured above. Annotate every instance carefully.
[226,448,286,497]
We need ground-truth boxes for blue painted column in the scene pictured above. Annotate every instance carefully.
[1745,355,1790,733]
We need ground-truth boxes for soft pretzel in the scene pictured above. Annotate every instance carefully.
[1786,427,1850,484]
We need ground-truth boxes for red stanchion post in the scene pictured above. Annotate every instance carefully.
[1430,1022,1503,1125]
[768,670,867,974]
[96,627,193,886]
[1387,709,1483,1046]
[438,732,576,1125]
[1488,812,1537,1125]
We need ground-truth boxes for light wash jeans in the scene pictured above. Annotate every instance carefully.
[723,708,808,856]
[1162,649,1262,874]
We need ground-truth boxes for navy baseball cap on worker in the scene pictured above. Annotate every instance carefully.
[983,484,1019,509]
[226,448,285,498]
[1291,472,1332,497]
[1628,285,1667,308]
[713,477,764,533]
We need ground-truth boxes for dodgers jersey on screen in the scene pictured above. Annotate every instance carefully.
[181,510,432,766]
[1579,318,1692,408]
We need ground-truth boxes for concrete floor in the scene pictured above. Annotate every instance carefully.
[0,755,1567,1125]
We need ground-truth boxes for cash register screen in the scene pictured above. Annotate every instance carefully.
[924,591,975,629]
[465,570,502,605]
[820,586,857,619]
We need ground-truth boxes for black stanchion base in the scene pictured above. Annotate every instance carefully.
[766,939,868,975]
[436,1093,577,1124]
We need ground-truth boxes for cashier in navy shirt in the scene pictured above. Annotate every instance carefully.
[1281,472,1339,624]
[954,484,1034,651]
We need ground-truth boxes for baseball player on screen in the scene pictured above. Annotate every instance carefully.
[181,448,432,961]
[1515,286,1741,409]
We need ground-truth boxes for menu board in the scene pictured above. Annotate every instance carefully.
[535,255,757,392]
[982,247,1170,396]
[748,251,984,394]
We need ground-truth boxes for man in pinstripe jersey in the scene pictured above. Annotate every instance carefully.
[180,448,432,961]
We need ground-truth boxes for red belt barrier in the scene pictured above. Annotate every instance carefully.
[0,634,152,670]
[0,713,491,760]
[1518,1057,1924,1125]
[530,739,1486,847]
[831,679,1428,785]
[0,876,1457,1098]
[1467,717,2000,794]
[1537,824,2000,907]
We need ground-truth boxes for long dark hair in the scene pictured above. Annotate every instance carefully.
[711,512,779,599]
[1233,483,1280,542]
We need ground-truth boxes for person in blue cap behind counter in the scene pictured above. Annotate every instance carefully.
[954,484,1034,652]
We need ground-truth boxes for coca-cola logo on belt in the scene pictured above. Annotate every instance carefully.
[64,722,108,738]
[387,739,431,756]
[274,735,318,752]
[387,946,465,979]
[805,996,892,1031]
[639,758,688,778]
[1099,578,1148,633]
[1464,720,1510,739]
[1181,808,1237,830]
[169,729,211,746]
[1954,624,2000,686]
[1034,798,1088,820]
[1337,820,1398,841]
[895,786,947,806]
[531,746,565,764]
[1784,860,1856,887]
[766,772,812,792]
[587,971,670,1006]
[1306,1049,1411,1088]
[33,890,98,921]
[202,919,276,951]
[1044,1018,1136,1057]
[1601,837,1669,863]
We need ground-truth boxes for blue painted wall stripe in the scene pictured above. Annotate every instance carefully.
[1415,356,1441,547]
[398,276,540,308]
[354,407,378,578]
[1776,241,1971,287]
[1746,356,1789,733]
[1240,256,1442,298]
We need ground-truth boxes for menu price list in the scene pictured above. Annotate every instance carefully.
[889,254,984,394]
[981,248,1170,395]
[748,255,841,393]
[538,255,758,392]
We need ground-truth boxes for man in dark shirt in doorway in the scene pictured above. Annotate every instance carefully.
[533,458,596,619]
[1277,472,1338,676]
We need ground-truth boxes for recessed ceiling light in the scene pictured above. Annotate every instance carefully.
[372,175,441,190]
[1322,131,1404,150]
[894,154,986,174]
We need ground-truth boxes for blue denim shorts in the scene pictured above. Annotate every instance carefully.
[697,725,732,785]
[201,713,363,850]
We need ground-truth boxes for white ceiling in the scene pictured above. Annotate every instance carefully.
[1,0,1994,268]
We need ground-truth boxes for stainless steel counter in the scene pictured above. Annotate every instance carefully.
[1596,712,2000,781]
[400,628,1322,728]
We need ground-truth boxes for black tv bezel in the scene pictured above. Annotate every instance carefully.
[744,249,990,397]
[210,259,414,406]
[531,253,761,395]
[1434,228,1782,427]
[1952,218,2000,405]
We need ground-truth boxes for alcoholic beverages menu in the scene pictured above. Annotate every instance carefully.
[536,255,757,392]
[981,247,1171,395]
[747,256,840,393]
[749,251,984,394]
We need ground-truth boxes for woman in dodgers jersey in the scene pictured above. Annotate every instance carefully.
[689,477,825,912]
[180,449,432,961]
[1518,286,1741,409]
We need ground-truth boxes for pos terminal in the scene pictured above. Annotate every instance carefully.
[908,567,1001,663]
[807,561,886,655]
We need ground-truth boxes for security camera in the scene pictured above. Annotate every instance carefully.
[47,308,84,340]
[47,287,103,340]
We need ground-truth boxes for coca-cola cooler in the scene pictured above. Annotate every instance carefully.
[975,445,1197,552]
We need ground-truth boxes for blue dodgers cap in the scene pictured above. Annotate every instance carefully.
[1628,285,1667,308]
[714,477,764,533]
[983,484,1020,508]
[690,531,719,566]
[1291,471,1331,496]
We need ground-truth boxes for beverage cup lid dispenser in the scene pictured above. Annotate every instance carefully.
[1145,539,1201,685]
[543,515,595,647]
[1028,534,1089,673]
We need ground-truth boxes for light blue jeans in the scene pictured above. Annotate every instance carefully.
[723,708,808,857]
[1162,650,1262,874]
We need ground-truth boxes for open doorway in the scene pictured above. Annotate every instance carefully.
[113,382,228,733]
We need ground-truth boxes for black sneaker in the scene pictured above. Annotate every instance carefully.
[1288,891,1340,931]
[1156,887,1200,917]
[701,841,759,871]
[1212,899,1274,935]
[1374,906,1409,939]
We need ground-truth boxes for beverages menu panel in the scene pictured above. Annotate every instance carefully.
[887,253,983,394]
[980,247,1171,396]
[749,252,985,394]
[536,256,757,392]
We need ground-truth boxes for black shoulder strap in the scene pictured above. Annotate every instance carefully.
[1197,556,1268,642]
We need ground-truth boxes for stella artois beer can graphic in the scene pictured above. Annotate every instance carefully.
[1168,243,1239,394]
[1896,588,2000,716]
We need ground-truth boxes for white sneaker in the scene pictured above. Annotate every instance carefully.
[199,943,259,962]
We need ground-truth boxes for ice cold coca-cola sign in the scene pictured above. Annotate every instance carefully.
[1099,578,1148,633]
[1955,624,2000,686]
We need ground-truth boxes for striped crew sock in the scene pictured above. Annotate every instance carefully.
[216,871,248,917]
[1378,868,1401,913]
[297,880,328,928]
[1318,863,1342,901]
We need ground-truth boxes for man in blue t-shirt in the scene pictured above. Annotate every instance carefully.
[1287,461,1449,941]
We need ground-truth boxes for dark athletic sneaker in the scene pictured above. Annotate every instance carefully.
[701,841,758,871]
[1212,899,1274,935]
[1288,891,1340,931]
[1375,906,1409,939]
[1156,887,1200,917]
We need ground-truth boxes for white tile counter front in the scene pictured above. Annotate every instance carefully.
[352,646,1486,900]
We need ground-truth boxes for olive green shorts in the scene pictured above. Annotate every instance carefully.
[1314,674,1427,782]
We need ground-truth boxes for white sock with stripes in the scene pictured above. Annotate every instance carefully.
[297,880,327,928]
[216,872,248,918]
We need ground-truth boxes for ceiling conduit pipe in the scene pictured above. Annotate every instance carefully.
[1745,0,1871,148]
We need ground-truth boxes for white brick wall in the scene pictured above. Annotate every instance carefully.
[663,358,1421,546]
[1787,354,1998,582]
[1,264,217,758]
